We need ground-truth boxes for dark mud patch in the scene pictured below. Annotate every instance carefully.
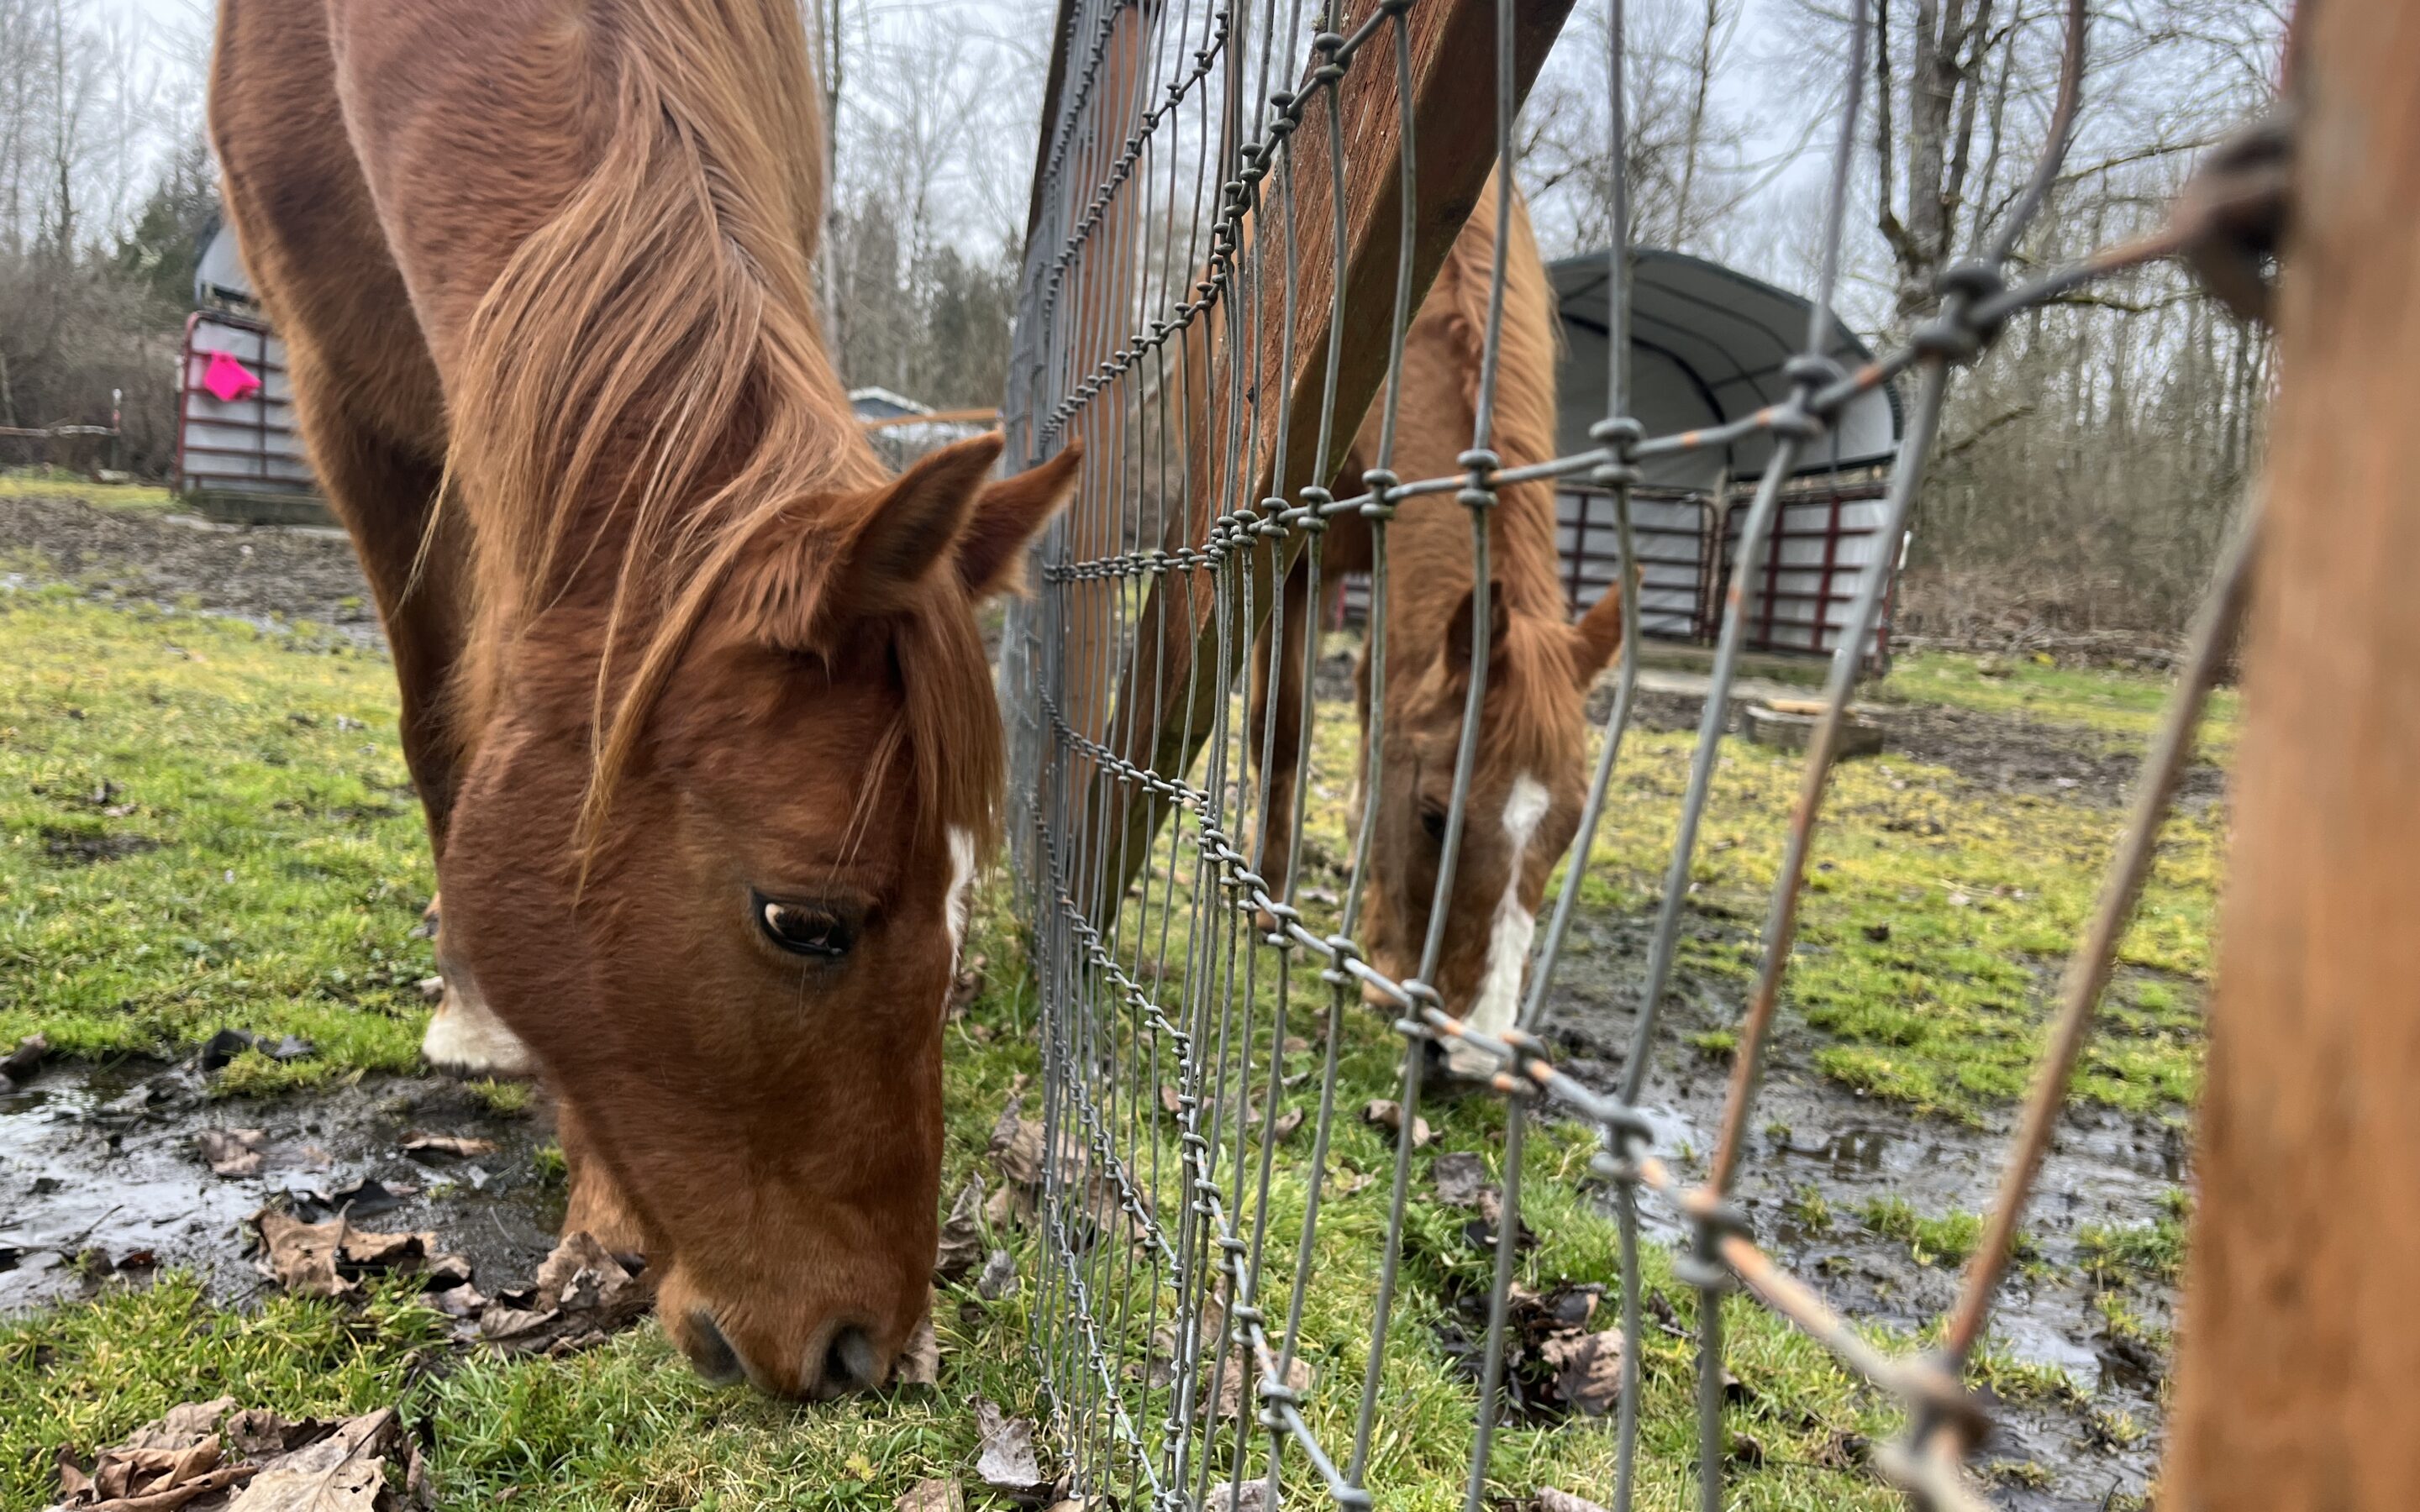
[39,826,162,864]
[0,1061,560,1315]
[1534,908,2183,1509]
[0,494,378,642]
[1872,700,2225,810]
[1592,675,2225,810]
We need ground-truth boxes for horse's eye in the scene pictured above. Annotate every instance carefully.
[1419,805,1449,843]
[754,895,853,958]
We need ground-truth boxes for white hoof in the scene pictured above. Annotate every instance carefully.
[419,982,537,1078]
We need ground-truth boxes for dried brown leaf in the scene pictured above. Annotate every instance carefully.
[1536,1489,1609,1512]
[976,1250,1018,1301]
[250,1211,351,1299]
[973,1400,1048,1498]
[1431,1152,1488,1208]
[896,1315,941,1387]
[398,1133,494,1159]
[1213,1353,1313,1422]
[934,1179,985,1284]
[896,1479,962,1512]
[197,1130,266,1179]
[224,1409,402,1512]
[534,1231,642,1323]
[1539,1328,1625,1416]
[983,1182,1035,1231]
[1360,1100,1432,1148]
[478,1305,560,1340]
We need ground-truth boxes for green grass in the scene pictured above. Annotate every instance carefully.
[2077,1205,2190,1289]
[0,470,179,514]
[0,589,434,1082]
[1859,1198,1986,1268]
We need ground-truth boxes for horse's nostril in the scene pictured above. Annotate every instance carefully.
[684,1310,744,1386]
[824,1326,881,1394]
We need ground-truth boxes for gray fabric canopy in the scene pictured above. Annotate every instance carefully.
[1551,249,1900,490]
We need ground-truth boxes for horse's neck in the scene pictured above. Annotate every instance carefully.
[1379,485,1565,631]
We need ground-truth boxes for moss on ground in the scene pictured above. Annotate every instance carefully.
[0,470,179,514]
[0,590,433,1082]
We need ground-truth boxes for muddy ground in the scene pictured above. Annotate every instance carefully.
[0,494,383,643]
[1525,908,2179,1510]
[3,492,2184,1505]
[0,1060,561,1315]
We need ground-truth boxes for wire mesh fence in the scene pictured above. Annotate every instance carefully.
[993,0,2269,1505]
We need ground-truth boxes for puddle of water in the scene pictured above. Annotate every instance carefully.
[1533,911,2182,1507]
[0,1063,561,1315]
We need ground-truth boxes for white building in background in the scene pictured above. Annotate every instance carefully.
[1547,249,1905,665]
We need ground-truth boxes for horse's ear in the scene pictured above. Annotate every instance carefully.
[955,444,1082,599]
[1444,581,1512,679]
[824,433,1008,622]
[1569,577,1627,685]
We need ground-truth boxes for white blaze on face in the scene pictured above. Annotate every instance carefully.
[1454,774,1550,1073]
[946,827,978,958]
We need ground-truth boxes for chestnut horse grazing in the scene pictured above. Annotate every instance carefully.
[210,0,1075,1396]
[1251,171,1623,1076]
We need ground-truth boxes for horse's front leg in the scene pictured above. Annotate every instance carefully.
[1246,550,1317,931]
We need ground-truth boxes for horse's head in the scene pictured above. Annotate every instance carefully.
[441,434,1076,1397]
[1356,580,1626,1072]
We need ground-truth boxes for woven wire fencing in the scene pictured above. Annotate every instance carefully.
[993,0,2262,1505]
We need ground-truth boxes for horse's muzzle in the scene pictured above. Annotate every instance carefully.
[678,1308,886,1398]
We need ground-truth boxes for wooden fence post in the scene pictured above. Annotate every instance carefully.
[2162,5,2420,1504]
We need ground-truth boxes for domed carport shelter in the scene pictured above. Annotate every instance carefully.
[1549,249,1903,667]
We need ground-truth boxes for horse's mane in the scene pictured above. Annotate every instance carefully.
[1422,171,1586,774]
[437,0,1002,862]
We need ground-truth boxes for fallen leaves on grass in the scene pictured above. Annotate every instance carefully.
[976,1250,1018,1300]
[895,1480,962,1512]
[250,1211,470,1300]
[1360,1100,1431,1148]
[973,1400,1050,1501]
[1436,1282,1623,1421]
[469,1231,651,1357]
[49,1400,429,1512]
[1431,1152,1487,1207]
[1213,1352,1313,1421]
[934,1179,986,1284]
[232,1410,420,1512]
[986,1095,1145,1250]
[197,1129,266,1179]
[896,1315,942,1387]
[1539,1326,1625,1417]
